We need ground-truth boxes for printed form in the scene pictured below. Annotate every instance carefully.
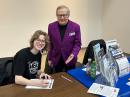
[88,83,119,97]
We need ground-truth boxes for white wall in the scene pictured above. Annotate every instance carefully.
[0,0,101,57]
[87,0,103,44]
[0,0,103,57]
[102,0,130,53]
[2,0,130,57]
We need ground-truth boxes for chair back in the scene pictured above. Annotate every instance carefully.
[82,39,106,65]
[0,57,14,86]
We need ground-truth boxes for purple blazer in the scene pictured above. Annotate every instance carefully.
[48,20,81,66]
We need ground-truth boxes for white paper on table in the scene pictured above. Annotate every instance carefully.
[26,79,54,89]
[82,68,100,75]
[87,83,119,97]
[126,82,130,86]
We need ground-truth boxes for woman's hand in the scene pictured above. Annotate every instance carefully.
[39,73,51,79]
[15,75,50,87]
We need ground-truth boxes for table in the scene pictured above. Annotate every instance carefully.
[68,67,130,97]
[0,72,98,97]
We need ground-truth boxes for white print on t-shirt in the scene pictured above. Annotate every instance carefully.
[28,61,39,74]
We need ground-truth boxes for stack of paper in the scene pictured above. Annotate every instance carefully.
[26,79,54,89]
[88,83,119,97]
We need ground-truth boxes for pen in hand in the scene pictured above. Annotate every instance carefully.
[61,75,73,83]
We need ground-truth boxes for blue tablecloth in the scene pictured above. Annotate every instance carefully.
[68,57,130,97]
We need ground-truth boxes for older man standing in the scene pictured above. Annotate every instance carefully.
[46,5,81,73]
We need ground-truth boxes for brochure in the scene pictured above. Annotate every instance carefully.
[106,39,129,77]
[88,83,119,97]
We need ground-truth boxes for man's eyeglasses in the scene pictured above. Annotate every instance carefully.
[57,14,69,18]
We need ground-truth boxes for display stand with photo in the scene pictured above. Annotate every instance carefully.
[106,39,129,77]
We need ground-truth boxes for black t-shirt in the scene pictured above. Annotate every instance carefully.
[13,47,41,79]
